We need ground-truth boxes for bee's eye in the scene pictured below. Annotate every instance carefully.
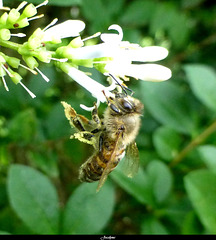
[110,103,120,113]
[122,100,133,111]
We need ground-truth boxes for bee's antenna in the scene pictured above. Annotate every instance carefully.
[108,73,134,96]
[102,90,110,104]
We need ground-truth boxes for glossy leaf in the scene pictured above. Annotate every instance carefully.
[184,170,216,233]
[120,0,155,26]
[141,216,169,234]
[184,64,216,112]
[153,126,181,161]
[7,165,59,234]
[8,109,37,143]
[140,81,195,134]
[197,145,216,174]
[146,160,173,204]
[111,163,153,206]
[62,181,115,234]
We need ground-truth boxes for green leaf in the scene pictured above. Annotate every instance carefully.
[140,81,195,134]
[45,103,70,139]
[184,64,216,112]
[150,3,189,48]
[0,231,11,235]
[62,181,115,234]
[146,160,173,204]
[182,211,203,234]
[184,169,216,233]
[111,163,153,206]
[141,216,169,234]
[7,164,59,234]
[8,109,37,143]
[153,126,181,161]
[197,145,216,174]
[120,0,155,26]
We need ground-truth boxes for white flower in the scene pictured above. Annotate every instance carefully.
[43,19,85,42]
[67,24,171,82]
[67,66,116,111]
[0,0,10,10]
[62,24,172,110]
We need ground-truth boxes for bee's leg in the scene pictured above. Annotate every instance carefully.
[62,101,87,131]
[91,102,101,125]
[99,133,104,152]
[89,102,103,134]
[72,131,96,147]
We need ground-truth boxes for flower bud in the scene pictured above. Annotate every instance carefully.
[5,56,20,68]
[0,55,6,66]
[10,71,22,84]
[0,12,8,25]
[7,9,20,24]
[0,66,6,77]
[15,18,29,28]
[69,37,84,48]
[33,50,51,63]
[22,56,38,69]
[22,4,37,18]
[28,36,42,49]
[0,29,10,40]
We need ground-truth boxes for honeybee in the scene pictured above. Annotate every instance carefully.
[61,87,144,192]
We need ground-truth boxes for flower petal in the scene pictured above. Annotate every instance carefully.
[67,67,114,102]
[43,20,85,41]
[67,43,119,59]
[106,63,172,82]
[119,46,169,62]
[100,24,123,43]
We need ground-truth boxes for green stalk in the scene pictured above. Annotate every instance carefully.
[170,120,216,167]
[0,39,21,51]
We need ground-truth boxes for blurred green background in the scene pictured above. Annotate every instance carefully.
[1,0,216,235]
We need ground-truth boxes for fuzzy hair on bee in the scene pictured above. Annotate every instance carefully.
[61,88,144,192]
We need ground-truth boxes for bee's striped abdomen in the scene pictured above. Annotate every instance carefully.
[78,144,126,183]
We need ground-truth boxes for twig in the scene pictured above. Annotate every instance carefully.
[170,120,216,167]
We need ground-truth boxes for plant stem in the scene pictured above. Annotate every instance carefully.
[0,39,21,51]
[170,120,216,167]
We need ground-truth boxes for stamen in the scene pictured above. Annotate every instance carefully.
[50,57,68,62]
[43,18,58,31]
[106,74,119,91]
[108,73,128,95]
[19,81,36,98]
[1,64,13,77]
[19,63,37,75]
[82,32,101,42]
[1,75,9,91]
[10,33,26,38]
[17,1,27,11]
[36,0,49,9]
[35,67,49,82]
[80,98,100,112]
[28,14,44,22]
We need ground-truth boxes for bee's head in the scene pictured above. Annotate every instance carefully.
[102,90,144,115]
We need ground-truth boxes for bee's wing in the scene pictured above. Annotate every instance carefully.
[96,132,122,192]
[122,142,139,178]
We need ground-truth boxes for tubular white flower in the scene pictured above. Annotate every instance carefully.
[100,24,123,43]
[105,63,172,82]
[67,67,115,104]
[43,20,85,42]
[0,0,9,10]
[66,24,171,82]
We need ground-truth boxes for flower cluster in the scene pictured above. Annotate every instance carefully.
[0,0,171,110]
